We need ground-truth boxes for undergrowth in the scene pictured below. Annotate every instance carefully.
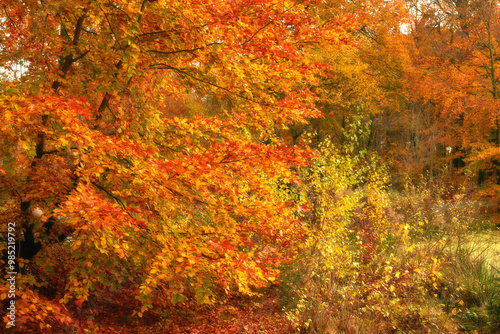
[279,123,500,333]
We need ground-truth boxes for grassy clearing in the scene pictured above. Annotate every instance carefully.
[437,229,500,333]
[459,231,500,273]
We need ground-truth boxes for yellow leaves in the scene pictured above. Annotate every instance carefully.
[141,285,153,294]
[58,136,69,147]
[20,140,31,151]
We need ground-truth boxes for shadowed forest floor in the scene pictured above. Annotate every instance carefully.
[78,288,292,333]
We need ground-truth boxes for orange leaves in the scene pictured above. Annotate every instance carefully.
[114,246,126,259]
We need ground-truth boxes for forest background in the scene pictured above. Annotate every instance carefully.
[1,0,500,333]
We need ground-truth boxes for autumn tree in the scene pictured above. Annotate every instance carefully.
[325,0,500,188]
[398,0,500,188]
[0,0,355,330]
[308,0,417,180]
[278,0,399,150]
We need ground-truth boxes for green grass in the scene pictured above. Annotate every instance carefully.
[460,231,500,273]
[436,229,500,333]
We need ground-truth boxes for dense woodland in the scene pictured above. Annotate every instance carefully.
[1,0,500,333]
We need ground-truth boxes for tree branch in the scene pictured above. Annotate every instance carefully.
[145,42,220,55]
[72,12,87,45]
[149,63,268,106]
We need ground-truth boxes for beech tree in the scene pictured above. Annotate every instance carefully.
[0,0,355,329]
